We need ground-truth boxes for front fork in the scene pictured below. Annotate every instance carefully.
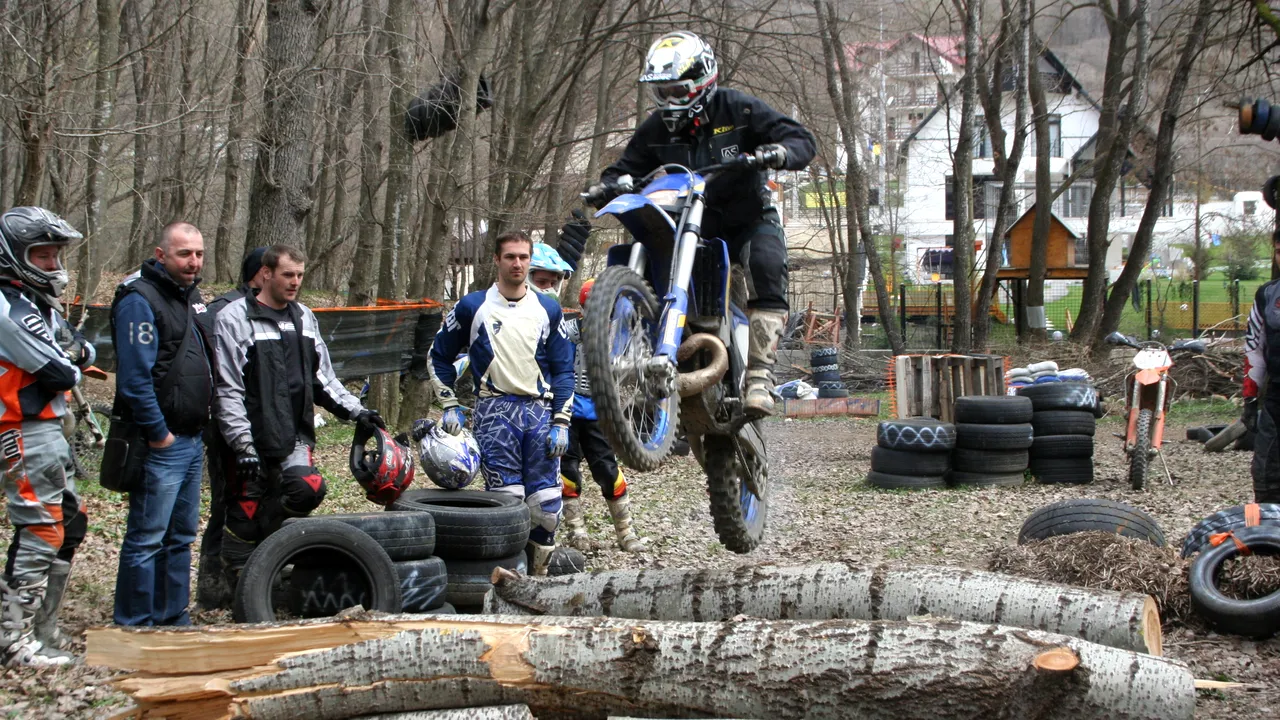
[1125,375,1168,454]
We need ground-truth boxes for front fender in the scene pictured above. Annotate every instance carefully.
[595,193,677,246]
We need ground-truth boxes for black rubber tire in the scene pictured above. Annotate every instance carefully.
[1029,457,1094,485]
[1018,499,1166,546]
[954,422,1034,450]
[952,448,1028,473]
[1032,410,1097,437]
[818,387,850,399]
[1186,424,1229,442]
[289,556,447,616]
[70,402,112,481]
[1188,526,1280,638]
[1029,434,1094,459]
[284,511,436,561]
[234,519,401,623]
[810,346,839,361]
[1016,382,1102,415]
[390,489,530,560]
[866,470,947,490]
[810,363,840,374]
[1180,504,1280,558]
[871,446,950,475]
[443,550,528,608]
[811,372,842,384]
[1129,408,1153,490]
[817,380,847,390]
[581,265,678,471]
[704,432,768,553]
[877,418,956,452]
[953,396,1033,424]
[949,470,1025,488]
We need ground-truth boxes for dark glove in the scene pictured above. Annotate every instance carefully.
[410,418,434,442]
[1243,397,1259,433]
[236,447,261,487]
[556,210,591,272]
[355,409,386,431]
[753,144,788,170]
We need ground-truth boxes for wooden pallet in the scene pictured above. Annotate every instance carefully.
[782,396,881,418]
[892,354,1006,422]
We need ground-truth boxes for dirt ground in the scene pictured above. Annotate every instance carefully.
[0,391,1276,718]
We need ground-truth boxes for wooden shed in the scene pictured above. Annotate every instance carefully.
[997,204,1088,280]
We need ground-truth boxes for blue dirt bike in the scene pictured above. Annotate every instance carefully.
[581,157,768,552]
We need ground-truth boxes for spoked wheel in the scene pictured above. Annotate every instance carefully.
[582,266,678,471]
[701,430,767,553]
[70,403,112,481]
[1129,408,1153,490]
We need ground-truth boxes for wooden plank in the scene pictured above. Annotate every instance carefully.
[919,355,933,419]
[1193,679,1245,690]
[781,397,881,418]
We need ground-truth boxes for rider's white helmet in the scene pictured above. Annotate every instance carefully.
[640,31,718,133]
[416,422,482,489]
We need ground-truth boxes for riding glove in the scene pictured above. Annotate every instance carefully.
[547,423,570,458]
[236,447,261,487]
[355,409,386,431]
[441,405,467,435]
[557,210,591,272]
[753,144,788,170]
[1243,397,1259,433]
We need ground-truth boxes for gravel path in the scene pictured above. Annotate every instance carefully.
[1,412,1276,718]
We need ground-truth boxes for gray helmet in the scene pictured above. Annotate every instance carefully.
[0,207,82,298]
[412,419,482,489]
[640,31,719,133]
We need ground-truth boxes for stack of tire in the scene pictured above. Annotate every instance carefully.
[869,417,955,489]
[390,489,532,612]
[1017,382,1101,485]
[951,396,1034,487]
[233,511,450,623]
[810,346,848,399]
[1181,504,1280,638]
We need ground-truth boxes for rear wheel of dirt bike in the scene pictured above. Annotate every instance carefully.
[703,431,767,553]
[1129,408,1153,490]
[582,265,678,471]
[70,403,112,481]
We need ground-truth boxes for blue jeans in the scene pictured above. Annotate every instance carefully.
[113,433,203,626]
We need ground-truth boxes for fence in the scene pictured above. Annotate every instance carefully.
[787,277,1252,351]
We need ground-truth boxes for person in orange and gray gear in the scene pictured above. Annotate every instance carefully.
[0,207,95,666]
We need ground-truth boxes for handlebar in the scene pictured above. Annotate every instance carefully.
[1104,331,1205,354]
[582,156,762,208]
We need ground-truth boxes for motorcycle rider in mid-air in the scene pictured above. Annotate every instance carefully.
[583,30,816,416]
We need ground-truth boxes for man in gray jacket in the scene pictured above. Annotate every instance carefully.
[212,244,383,585]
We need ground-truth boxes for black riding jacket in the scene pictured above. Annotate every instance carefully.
[601,87,816,236]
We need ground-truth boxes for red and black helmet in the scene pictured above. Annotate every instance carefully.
[350,424,415,506]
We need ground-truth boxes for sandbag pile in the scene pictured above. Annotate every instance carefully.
[950,396,1034,487]
[1005,360,1092,391]
[810,346,848,398]
[869,417,955,489]
[1017,382,1103,485]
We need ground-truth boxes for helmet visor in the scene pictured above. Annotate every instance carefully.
[650,79,697,103]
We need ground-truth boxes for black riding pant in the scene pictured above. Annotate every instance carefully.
[560,417,626,501]
[1252,402,1280,503]
[712,209,789,312]
[222,442,327,571]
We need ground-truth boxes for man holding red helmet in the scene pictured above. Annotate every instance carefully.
[212,245,395,589]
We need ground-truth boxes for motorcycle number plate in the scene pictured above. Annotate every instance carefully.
[1133,348,1171,370]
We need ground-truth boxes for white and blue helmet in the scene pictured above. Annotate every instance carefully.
[530,242,573,276]
[417,422,482,490]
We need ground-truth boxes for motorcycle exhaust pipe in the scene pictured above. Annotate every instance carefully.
[675,333,729,398]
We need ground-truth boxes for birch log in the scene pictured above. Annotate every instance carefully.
[358,708,534,720]
[483,562,1162,655]
[92,614,1194,720]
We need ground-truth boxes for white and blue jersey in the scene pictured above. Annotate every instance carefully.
[431,286,575,422]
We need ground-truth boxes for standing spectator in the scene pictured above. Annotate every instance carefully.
[112,222,213,627]
[194,247,267,610]
[1242,231,1280,503]
[0,207,94,666]
[430,231,577,575]
[213,245,385,588]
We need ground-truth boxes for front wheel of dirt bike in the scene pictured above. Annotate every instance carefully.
[70,403,112,481]
[703,430,768,553]
[1129,408,1153,490]
[582,265,678,471]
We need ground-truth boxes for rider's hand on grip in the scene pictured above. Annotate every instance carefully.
[753,144,788,170]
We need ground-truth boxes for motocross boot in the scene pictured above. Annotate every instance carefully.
[527,541,556,577]
[560,497,592,552]
[1,576,72,668]
[526,542,587,576]
[743,309,788,416]
[606,495,646,552]
[33,560,75,657]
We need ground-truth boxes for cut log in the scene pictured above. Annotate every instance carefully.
[1203,420,1247,452]
[358,708,534,720]
[484,561,1163,655]
[91,614,1195,720]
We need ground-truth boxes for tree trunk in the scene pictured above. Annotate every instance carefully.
[123,0,153,269]
[90,614,1195,720]
[363,708,534,720]
[484,562,1161,655]
[346,0,385,307]
[1026,28,1052,343]
[950,0,979,353]
[1095,0,1213,343]
[77,0,119,315]
[244,0,321,253]
[972,0,1029,351]
[214,0,258,283]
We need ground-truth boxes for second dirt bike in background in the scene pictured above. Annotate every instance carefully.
[1105,331,1205,489]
